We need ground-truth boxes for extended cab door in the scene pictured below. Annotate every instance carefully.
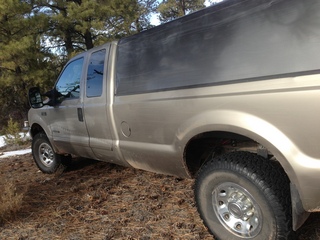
[83,45,114,159]
[48,56,95,159]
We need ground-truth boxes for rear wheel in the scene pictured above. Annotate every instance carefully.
[32,133,67,173]
[195,152,294,240]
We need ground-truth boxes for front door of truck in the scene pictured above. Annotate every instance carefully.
[83,46,113,159]
[48,57,93,158]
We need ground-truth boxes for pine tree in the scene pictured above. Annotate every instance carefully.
[158,0,205,23]
[0,0,158,128]
[0,0,58,126]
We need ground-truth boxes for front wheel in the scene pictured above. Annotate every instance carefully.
[32,133,63,174]
[195,152,294,240]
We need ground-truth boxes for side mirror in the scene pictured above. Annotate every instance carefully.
[28,87,44,108]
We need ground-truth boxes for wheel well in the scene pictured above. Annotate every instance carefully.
[184,131,270,177]
[185,131,309,231]
[30,124,45,138]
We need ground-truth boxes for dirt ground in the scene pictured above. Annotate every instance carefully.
[0,150,319,240]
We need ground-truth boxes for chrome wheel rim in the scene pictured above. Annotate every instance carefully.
[212,182,262,238]
[38,143,55,167]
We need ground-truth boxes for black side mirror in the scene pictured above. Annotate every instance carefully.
[28,87,44,108]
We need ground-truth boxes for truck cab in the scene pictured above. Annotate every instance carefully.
[28,42,130,171]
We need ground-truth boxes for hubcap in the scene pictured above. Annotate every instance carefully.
[38,143,55,167]
[212,182,262,238]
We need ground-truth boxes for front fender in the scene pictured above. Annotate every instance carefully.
[28,108,57,152]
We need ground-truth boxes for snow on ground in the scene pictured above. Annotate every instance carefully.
[0,149,32,159]
[0,135,6,148]
[0,133,32,159]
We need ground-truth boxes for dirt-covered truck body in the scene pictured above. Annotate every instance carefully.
[28,0,320,239]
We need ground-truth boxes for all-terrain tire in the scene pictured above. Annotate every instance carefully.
[195,151,294,240]
[32,133,62,174]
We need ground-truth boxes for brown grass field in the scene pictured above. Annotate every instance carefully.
[0,148,319,239]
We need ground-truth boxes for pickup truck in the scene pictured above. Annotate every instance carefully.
[27,0,320,239]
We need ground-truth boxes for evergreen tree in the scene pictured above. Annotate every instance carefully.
[36,0,157,57]
[158,0,205,23]
[0,0,158,128]
[0,0,59,127]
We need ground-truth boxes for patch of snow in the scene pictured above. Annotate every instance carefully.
[0,135,5,148]
[0,149,32,159]
[0,133,32,159]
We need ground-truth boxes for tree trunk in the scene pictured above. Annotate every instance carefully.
[84,29,94,50]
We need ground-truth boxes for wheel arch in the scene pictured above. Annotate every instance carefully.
[179,111,308,231]
[183,129,295,180]
[29,122,59,153]
[180,111,297,182]
[30,123,46,138]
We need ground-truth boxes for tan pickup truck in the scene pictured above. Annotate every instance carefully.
[28,0,320,239]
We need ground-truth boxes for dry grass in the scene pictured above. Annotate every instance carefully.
[0,153,319,239]
[0,155,212,239]
[0,179,24,224]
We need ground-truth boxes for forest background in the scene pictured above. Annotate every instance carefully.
[0,0,219,133]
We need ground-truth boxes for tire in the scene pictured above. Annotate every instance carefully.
[32,133,63,174]
[195,152,294,240]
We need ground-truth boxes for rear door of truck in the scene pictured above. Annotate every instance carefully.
[83,44,114,159]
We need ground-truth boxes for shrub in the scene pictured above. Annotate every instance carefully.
[3,118,24,146]
[0,180,24,224]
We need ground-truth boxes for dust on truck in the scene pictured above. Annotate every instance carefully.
[27,0,320,239]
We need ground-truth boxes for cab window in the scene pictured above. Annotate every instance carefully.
[86,49,106,97]
[55,58,84,99]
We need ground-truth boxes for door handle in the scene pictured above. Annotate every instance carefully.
[77,108,84,122]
